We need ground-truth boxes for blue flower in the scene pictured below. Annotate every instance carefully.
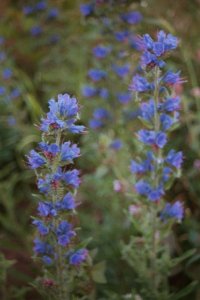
[130,75,153,92]
[162,71,182,85]
[69,249,88,265]
[57,193,76,210]
[93,108,110,119]
[160,114,174,130]
[160,97,180,112]
[63,169,80,188]
[117,92,132,104]
[88,69,107,81]
[166,149,183,169]
[93,45,111,58]
[161,201,184,222]
[39,142,60,157]
[148,186,164,201]
[137,130,167,148]
[2,68,12,80]
[27,150,45,169]
[130,152,154,174]
[110,139,123,150]
[82,85,97,98]
[68,124,85,134]
[99,88,109,99]
[32,220,49,235]
[10,88,20,99]
[0,86,6,95]
[47,8,59,19]
[112,64,130,78]
[61,142,80,162]
[30,26,42,36]
[33,238,53,255]
[35,1,47,11]
[56,221,76,246]
[42,256,53,265]
[114,31,130,42]
[141,51,165,68]
[121,11,142,24]
[80,3,94,16]
[89,119,103,129]
[135,180,151,195]
[140,99,155,122]
[23,6,34,15]
[37,201,57,217]
[0,51,6,61]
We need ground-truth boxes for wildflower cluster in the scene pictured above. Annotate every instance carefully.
[22,0,60,44]
[130,31,184,221]
[27,93,89,298]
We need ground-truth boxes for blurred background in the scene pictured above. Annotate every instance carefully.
[0,0,200,299]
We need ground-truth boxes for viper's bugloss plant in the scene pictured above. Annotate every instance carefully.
[27,93,93,299]
[121,31,192,299]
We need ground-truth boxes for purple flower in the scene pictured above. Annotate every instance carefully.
[80,3,94,16]
[117,92,132,104]
[33,238,53,255]
[166,149,183,168]
[115,31,130,42]
[57,193,76,210]
[30,26,42,36]
[135,180,151,195]
[99,88,109,99]
[56,221,75,246]
[130,75,153,92]
[68,124,85,134]
[37,201,57,217]
[93,45,111,58]
[160,97,180,112]
[93,108,110,119]
[61,142,80,162]
[110,139,123,150]
[27,150,45,169]
[32,220,49,235]
[0,86,6,95]
[69,249,88,265]
[35,1,47,11]
[23,6,34,15]
[148,186,164,201]
[42,256,53,265]
[63,169,80,188]
[88,69,107,81]
[162,71,183,86]
[137,130,167,148]
[141,51,165,68]
[113,64,130,78]
[121,11,142,24]
[161,201,184,222]
[140,99,155,122]
[89,119,103,129]
[160,114,174,130]
[47,8,59,19]
[82,85,97,98]
[2,68,12,80]
[130,152,154,174]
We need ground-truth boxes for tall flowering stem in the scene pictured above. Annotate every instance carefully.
[123,31,185,298]
[27,94,91,299]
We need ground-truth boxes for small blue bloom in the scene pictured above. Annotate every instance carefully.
[32,219,49,235]
[130,75,153,92]
[140,99,155,121]
[161,201,184,222]
[35,1,47,11]
[61,142,80,162]
[47,8,59,19]
[93,108,110,120]
[39,142,60,157]
[117,92,132,104]
[23,6,34,15]
[42,255,53,265]
[160,97,180,112]
[63,169,80,188]
[80,3,94,16]
[135,180,151,195]
[30,26,42,36]
[99,88,109,99]
[114,31,129,42]
[121,11,142,24]
[89,119,103,129]
[0,51,6,61]
[0,86,6,95]
[130,151,154,174]
[162,167,172,182]
[88,69,107,81]
[33,238,53,255]
[69,249,88,265]
[10,88,20,99]
[162,71,182,85]
[56,221,76,246]
[38,201,57,217]
[57,192,76,210]
[27,150,45,169]
[2,68,12,80]
[82,85,97,98]
[160,114,174,130]
[137,130,167,148]
[148,186,164,201]
[113,64,130,78]
[93,45,111,58]
[110,139,123,150]
[166,149,183,169]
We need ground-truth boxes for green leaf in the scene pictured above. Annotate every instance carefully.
[170,281,198,300]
